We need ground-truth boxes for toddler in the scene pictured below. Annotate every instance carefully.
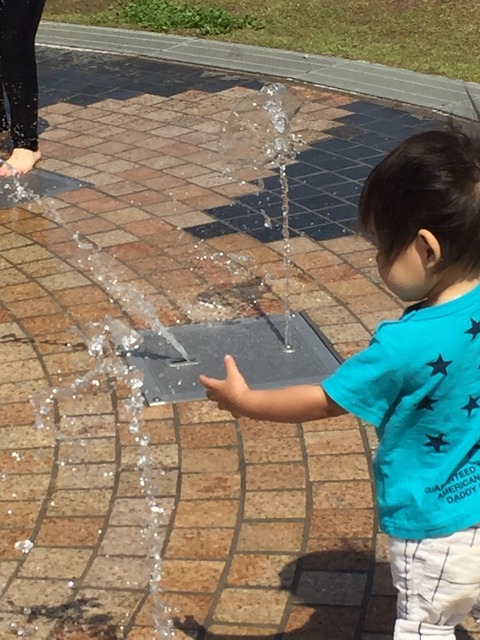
[200,129,480,639]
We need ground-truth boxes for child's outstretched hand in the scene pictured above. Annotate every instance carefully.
[199,355,250,418]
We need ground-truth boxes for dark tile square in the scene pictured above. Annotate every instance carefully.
[39,91,66,108]
[284,162,322,178]
[65,93,100,107]
[295,193,345,211]
[322,204,358,221]
[254,175,284,189]
[345,193,361,205]
[397,112,430,126]
[287,183,323,200]
[306,223,354,241]
[297,148,332,166]
[248,227,297,243]
[333,165,371,181]
[207,203,253,220]
[228,213,274,231]
[312,138,356,154]
[345,217,359,230]
[239,79,264,91]
[80,83,116,96]
[196,80,237,93]
[238,192,282,208]
[321,181,362,198]
[350,132,393,150]
[185,221,237,239]
[252,200,306,219]
[362,158,385,170]
[335,145,384,161]
[289,212,326,229]
[298,172,347,188]
[345,102,408,119]
[315,155,361,171]
[335,113,378,126]
[360,120,415,136]
[136,81,192,96]
[330,125,368,141]
[365,139,401,153]
[104,88,141,101]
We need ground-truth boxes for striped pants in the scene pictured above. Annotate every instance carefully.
[389,527,480,639]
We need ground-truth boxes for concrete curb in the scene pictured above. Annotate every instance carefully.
[37,21,480,120]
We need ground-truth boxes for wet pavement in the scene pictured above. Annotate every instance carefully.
[0,45,478,639]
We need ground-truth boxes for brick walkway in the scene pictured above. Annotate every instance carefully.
[0,47,478,640]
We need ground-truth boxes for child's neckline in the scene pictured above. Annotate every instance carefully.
[421,278,480,309]
[406,281,480,320]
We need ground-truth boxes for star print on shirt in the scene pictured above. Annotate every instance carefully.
[469,441,480,457]
[426,354,452,376]
[465,318,480,340]
[462,395,480,417]
[425,433,450,452]
[416,395,438,411]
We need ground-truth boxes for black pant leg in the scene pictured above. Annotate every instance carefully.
[0,0,46,150]
[0,87,8,133]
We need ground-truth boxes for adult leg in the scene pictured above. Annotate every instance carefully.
[0,0,46,174]
[1,85,9,147]
[0,100,8,147]
[0,88,8,134]
[389,529,480,640]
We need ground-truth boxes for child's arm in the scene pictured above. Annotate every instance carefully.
[199,354,346,423]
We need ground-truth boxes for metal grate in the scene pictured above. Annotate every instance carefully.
[125,313,341,405]
[0,169,90,210]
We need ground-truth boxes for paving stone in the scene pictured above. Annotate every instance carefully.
[227,553,296,588]
[174,499,239,528]
[213,587,288,625]
[237,522,304,553]
[296,570,367,606]
[285,604,360,640]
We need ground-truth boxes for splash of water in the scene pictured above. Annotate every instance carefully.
[14,540,34,554]
[3,171,189,361]
[73,233,189,362]
[29,317,173,639]
[221,83,302,349]
[0,170,177,638]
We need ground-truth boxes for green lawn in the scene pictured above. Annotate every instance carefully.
[43,0,480,82]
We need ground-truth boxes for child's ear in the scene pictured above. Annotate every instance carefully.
[417,229,441,267]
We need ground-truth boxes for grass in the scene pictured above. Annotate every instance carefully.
[117,0,262,35]
[43,0,480,82]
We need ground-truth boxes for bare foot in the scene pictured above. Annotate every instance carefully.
[0,148,41,176]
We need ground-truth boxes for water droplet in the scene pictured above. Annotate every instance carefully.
[14,539,34,554]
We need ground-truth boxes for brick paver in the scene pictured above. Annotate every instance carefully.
[0,47,477,640]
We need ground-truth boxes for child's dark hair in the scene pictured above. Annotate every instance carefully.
[358,129,480,274]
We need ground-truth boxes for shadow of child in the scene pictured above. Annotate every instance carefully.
[173,548,477,640]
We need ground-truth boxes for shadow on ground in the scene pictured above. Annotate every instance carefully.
[172,549,476,640]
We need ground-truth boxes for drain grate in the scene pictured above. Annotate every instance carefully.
[125,313,341,405]
[0,169,90,210]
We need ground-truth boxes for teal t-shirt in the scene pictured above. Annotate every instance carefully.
[322,284,480,540]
